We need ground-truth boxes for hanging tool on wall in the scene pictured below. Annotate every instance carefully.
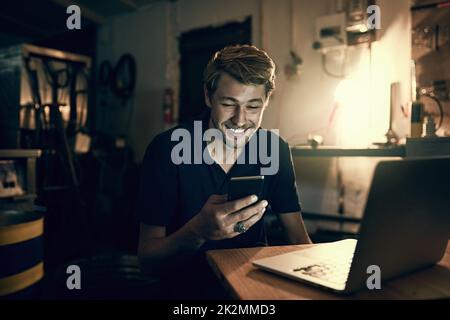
[163,88,175,129]
[111,53,137,144]
[41,58,79,189]
[111,53,136,106]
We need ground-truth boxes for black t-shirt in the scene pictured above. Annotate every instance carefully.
[137,111,302,251]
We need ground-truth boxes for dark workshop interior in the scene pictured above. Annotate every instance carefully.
[0,0,449,301]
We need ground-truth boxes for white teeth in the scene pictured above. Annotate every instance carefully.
[229,128,244,134]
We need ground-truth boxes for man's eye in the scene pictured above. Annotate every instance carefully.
[222,104,236,107]
[248,106,261,110]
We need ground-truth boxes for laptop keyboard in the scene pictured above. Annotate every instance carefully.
[293,256,353,285]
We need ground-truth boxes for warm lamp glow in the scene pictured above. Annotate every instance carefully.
[333,74,371,146]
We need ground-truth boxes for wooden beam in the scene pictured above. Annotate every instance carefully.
[120,0,139,10]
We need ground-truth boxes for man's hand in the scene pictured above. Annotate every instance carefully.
[187,194,268,241]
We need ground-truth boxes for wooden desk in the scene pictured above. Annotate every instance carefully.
[206,241,450,300]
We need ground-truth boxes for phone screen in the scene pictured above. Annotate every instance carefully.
[228,176,264,201]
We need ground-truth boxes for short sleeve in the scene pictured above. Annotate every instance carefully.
[136,133,178,226]
[267,138,302,214]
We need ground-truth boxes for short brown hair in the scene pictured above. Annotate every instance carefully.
[203,45,276,98]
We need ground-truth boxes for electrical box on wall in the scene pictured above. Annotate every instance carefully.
[347,0,370,33]
[314,13,347,53]
[346,0,378,45]
[313,0,377,52]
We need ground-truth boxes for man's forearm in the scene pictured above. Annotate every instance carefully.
[279,211,313,245]
[138,223,206,275]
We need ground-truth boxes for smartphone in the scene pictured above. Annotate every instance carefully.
[228,176,264,202]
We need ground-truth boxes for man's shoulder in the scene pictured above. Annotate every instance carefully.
[147,128,175,150]
[143,128,175,162]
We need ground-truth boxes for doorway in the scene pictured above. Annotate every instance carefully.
[178,17,252,122]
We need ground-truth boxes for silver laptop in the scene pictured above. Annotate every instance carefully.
[253,158,450,293]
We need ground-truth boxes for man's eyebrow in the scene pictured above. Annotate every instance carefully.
[247,98,263,103]
[219,97,263,103]
[219,97,239,102]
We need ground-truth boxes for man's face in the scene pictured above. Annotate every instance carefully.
[205,73,268,149]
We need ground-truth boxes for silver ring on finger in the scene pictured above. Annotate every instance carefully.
[234,221,247,234]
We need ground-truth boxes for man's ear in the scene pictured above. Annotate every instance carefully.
[204,86,212,108]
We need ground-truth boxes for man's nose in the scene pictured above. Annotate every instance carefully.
[232,107,246,127]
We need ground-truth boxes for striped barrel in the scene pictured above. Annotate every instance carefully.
[0,210,44,298]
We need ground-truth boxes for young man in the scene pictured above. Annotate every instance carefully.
[137,45,310,297]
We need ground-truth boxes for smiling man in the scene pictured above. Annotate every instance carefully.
[205,72,268,172]
[137,45,310,298]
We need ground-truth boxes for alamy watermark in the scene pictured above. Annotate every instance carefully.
[66,264,81,290]
[366,264,381,290]
[367,5,381,30]
[170,121,280,176]
[66,5,81,30]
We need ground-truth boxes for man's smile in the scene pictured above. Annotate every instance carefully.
[225,125,247,138]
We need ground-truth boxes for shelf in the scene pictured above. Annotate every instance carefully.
[302,212,362,223]
[291,145,406,157]
[0,149,42,159]
[0,194,37,202]
[405,137,450,157]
